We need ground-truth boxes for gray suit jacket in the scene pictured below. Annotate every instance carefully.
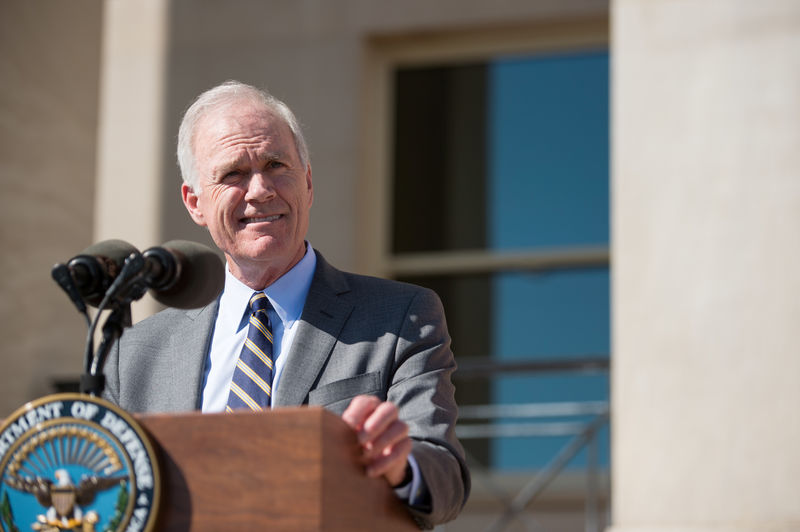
[103,251,469,528]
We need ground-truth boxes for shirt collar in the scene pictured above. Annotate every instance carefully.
[217,243,317,334]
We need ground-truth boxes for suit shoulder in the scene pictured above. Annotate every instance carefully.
[121,304,215,343]
[341,270,440,302]
[314,250,438,301]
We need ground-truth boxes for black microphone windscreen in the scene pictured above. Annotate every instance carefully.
[71,239,139,306]
[80,239,139,262]
[151,240,224,309]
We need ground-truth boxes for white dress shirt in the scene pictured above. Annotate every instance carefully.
[201,244,317,412]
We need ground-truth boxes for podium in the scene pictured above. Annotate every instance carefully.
[136,407,419,531]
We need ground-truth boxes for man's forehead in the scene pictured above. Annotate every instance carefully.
[195,106,292,155]
[199,103,284,139]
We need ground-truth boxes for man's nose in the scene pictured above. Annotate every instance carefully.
[245,172,276,201]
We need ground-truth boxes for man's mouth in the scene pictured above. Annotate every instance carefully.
[242,214,281,224]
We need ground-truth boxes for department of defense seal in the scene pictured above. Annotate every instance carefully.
[0,394,159,532]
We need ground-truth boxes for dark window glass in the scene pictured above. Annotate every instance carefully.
[392,50,610,470]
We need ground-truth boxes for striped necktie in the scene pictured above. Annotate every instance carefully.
[226,292,274,411]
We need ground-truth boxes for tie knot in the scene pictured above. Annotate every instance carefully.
[248,292,271,314]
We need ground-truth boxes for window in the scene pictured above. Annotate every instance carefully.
[387,47,609,470]
[360,20,610,476]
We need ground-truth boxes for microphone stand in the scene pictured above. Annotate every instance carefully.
[79,252,149,396]
[81,305,131,396]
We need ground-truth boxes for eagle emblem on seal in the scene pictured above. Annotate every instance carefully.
[4,469,127,531]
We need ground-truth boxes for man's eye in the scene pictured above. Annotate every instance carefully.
[267,160,284,169]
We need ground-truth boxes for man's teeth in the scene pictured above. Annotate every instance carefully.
[245,215,280,223]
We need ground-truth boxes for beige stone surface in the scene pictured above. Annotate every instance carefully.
[612,0,800,529]
[0,1,103,415]
[94,0,170,321]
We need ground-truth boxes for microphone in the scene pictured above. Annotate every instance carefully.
[67,239,139,306]
[141,240,224,309]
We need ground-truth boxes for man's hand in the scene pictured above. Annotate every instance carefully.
[342,395,412,487]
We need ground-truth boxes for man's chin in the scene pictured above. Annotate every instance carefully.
[229,240,304,269]
[233,242,283,264]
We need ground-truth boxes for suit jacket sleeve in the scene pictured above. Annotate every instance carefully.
[386,287,470,528]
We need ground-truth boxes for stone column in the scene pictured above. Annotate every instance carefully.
[94,0,170,319]
[611,1,800,531]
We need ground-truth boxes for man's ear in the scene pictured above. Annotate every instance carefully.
[181,183,207,227]
[305,164,313,208]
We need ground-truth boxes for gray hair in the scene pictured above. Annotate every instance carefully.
[177,80,310,190]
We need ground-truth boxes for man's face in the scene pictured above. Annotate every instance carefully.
[182,101,313,289]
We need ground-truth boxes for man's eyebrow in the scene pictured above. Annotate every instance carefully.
[210,153,253,176]
[210,158,243,178]
[256,151,283,162]
[209,150,286,178]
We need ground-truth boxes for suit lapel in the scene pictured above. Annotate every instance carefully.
[273,252,353,407]
[169,300,219,410]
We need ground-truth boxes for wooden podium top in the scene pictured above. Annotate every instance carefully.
[136,407,418,531]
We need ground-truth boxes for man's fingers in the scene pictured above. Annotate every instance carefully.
[360,401,400,445]
[365,436,412,486]
[341,394,381,432]
[342,396,411,486]
[362,419,408,460]
[343,395,400,445]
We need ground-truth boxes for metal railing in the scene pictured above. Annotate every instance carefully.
[449,357,610,532]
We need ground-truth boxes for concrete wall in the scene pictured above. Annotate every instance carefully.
[0,0,103,415]
[9,1,798,530]
[611,1,800,530]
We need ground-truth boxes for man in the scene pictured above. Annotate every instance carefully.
[102,81,469,528]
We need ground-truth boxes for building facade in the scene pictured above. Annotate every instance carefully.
[1,1,798,530]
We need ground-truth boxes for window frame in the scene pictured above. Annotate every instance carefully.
[357,17,610,279]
